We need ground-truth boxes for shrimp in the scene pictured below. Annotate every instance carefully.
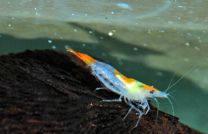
[67,48,170,127]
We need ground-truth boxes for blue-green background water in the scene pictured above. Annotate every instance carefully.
[0,0,208,133]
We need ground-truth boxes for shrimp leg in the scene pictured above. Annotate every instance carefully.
[123,98,144,127]
[101,95,123,102]
[123,98,138,120]
[123,107,133,120]
[95,87,108,91]
[134,110,144,128]
[140,100,150,115]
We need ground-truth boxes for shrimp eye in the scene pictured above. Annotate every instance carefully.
[150,90,154,94]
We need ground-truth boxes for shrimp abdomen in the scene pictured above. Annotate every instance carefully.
[91,61,127,95]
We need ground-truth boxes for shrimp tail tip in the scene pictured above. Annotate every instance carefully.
[66,48,96,65]
[67,48,78,56]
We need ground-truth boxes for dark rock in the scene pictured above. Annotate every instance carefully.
[0,50,200,134]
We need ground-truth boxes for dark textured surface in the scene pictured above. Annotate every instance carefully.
[0,50,200,134]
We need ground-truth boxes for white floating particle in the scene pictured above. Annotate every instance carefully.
[34,8,38,15]
[111,11,115,15]
[82,43,86,47]
[188,10,193,14]
[160,30,165,33]
[84,13,88,16]
[177,5,184,8]
[8,24,12,27]
[108,32,113,36]
[65,45,69,49]
[48,40,53,43]
[133,47,138,51]
[198,39,202,43]
[194,46,200,51]
[116,2,131,10]
[168,21,173,24]
[71,13,75,16]
[143,43,147,46]
[52,45,56,49]
[184,58,189,62]
[73,29,77,32]
[185,42,190,46]
[89,31,93,34]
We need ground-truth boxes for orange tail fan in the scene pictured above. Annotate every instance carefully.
[67,48,96,65]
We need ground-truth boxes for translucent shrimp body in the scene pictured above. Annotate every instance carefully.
[67,49,169,127]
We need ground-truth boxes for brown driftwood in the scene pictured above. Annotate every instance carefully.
[0,50,200,134]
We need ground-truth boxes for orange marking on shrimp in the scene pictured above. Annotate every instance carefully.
[67,48,96,65]
[143,84,159,92]
[114,70,135,85]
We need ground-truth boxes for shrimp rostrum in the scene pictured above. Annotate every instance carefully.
[67,48,172,127]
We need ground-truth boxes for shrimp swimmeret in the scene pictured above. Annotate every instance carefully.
[67,48,171,127]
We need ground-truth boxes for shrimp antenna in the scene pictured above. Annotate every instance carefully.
[165,65,197,93]
[168,88,177,95]
[166,73,176,90]
[153,98,160,123]
[167,96,175,121]
[167,93,175,103]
